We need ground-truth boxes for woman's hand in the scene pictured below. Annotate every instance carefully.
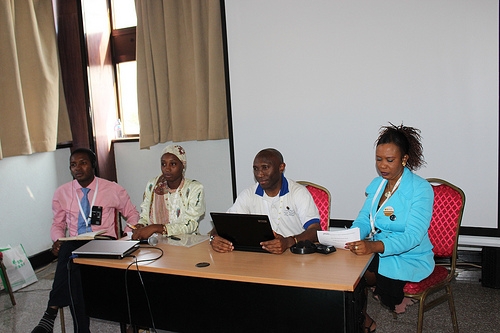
[210,235,234,253]
[131,224,161,240]
[345,240,384,255]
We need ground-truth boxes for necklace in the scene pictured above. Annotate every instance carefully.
[384,174,402,199]
[384,187,393,198]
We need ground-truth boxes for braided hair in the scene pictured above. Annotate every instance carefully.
[376,122,425,171]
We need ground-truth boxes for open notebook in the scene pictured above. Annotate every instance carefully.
[59,230,105,241]
[72,240,139,259]
[210,212,274,253]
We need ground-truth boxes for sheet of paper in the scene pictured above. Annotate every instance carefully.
[317,228,361,250]
[165,234,209,248]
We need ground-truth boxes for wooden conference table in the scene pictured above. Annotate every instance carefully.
[74,238,372,333]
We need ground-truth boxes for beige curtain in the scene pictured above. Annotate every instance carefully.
[136,0,228,149]
[0,0,71,159]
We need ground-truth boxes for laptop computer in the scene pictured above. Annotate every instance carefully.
[72,240,140,259]
[210,212,275,253]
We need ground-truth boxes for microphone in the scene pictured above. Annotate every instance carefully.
[147,233,159,246]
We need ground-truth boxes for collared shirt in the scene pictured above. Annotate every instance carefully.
[228,175,320,237]
[50,177,139,241]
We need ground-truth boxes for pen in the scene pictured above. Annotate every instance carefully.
[127,223,137,230]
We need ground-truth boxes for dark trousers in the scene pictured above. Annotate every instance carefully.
[48,240,91,333]
[367,253,407,311]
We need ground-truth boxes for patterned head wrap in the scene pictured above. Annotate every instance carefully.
[161,144,187,170]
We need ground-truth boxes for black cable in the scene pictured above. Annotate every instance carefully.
[124,246,164,332]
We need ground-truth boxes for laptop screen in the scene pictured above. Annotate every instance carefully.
[210,212,275,253]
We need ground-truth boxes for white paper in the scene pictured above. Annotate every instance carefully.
[165,234,209,248]
[317,228,361,250]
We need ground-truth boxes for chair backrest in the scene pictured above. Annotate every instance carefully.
[297,181,331,231]
[426,178,465,263]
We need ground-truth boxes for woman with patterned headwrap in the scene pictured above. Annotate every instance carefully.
[131,144,206,240]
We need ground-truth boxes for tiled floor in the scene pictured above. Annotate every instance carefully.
[0,260,120,332]
[1,259,500,333]
[367,265,500,333]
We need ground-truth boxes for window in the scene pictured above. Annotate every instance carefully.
[110,0,138,136]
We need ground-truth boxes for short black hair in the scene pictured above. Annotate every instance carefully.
[70,148,96,168]
[257,148,284,164]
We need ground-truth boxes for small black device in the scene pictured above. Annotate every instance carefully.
[90,206,103,225]
[315,243,336,254]
[290,241,336,255]
[290,240,317,254]
[195,262,210,268]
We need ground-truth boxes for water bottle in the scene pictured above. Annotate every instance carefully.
[148,233,159,246]
[114,119,123,138]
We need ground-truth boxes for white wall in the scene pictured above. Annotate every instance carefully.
[0,140,232,257]
[114,140,233,235]
[0,149,72,256]
[225,0,499,238]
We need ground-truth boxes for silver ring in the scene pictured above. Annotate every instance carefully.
[354,245,359,250]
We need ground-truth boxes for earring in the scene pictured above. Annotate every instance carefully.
[402,161,406,166]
